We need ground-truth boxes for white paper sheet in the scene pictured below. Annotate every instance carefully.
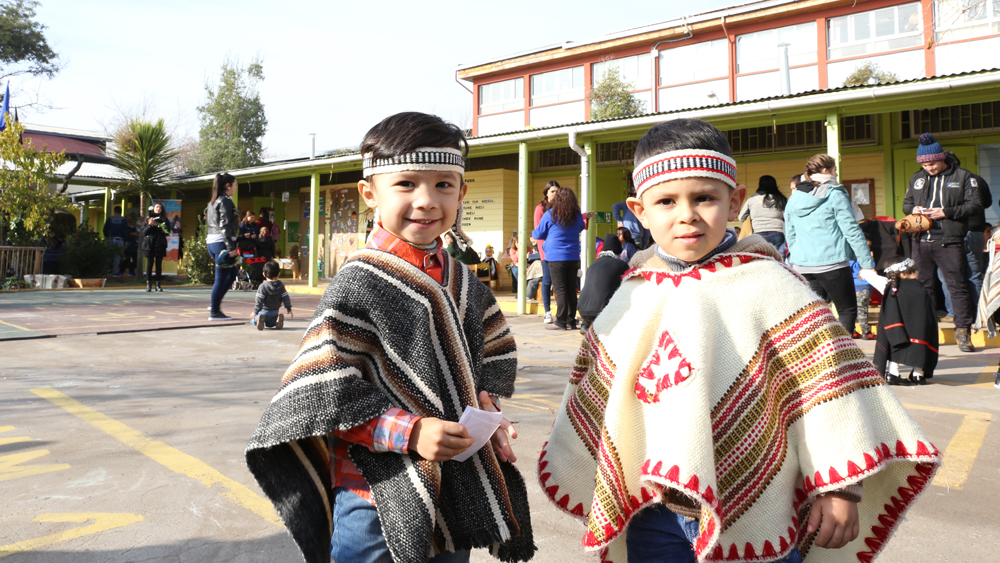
[858,269,889,294]
[452,405,504,462]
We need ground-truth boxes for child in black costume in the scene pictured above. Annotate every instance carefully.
[874,257,939,386]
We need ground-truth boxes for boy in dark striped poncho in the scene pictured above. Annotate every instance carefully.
[246,112,534,563]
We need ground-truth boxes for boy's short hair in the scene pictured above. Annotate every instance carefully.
[360,112,468,182]
[633,118,733,167]
[263,261,280,279]
[113,205,122,213]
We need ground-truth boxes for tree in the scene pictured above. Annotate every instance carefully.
[589,65,646,121]
[0,119,66,245]
[0,0,62,112]
[842,61,899,87]
[195,56,267,174]
[109,118,178,277]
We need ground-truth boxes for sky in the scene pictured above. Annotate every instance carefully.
[17,0,733,159]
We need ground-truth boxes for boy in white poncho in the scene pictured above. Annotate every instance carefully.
[538,119,940,563]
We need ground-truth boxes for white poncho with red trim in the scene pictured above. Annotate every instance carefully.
[538,238,940,563]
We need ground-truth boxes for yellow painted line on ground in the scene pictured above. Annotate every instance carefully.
[902,403,991,491]
[30,388,282,527]
[0,513,144,557]
[515,338,580,349]
[0,319,32,332]
[0,450,71,482]
[518,358,574,368]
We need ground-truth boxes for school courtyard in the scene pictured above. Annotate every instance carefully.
[0,288,996,561]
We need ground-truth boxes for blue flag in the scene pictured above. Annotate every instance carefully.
[0,83,8,132]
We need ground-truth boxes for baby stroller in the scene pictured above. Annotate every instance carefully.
[233,239,268,291]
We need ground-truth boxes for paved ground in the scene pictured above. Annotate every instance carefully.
[0,289,997,561]
[0,288,321,340]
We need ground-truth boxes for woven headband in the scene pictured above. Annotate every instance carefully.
[885,258,915,273]
[632,149,738,197]
[362,147,465,178]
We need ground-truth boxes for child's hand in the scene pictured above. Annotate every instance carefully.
[409,418,473,462]
[478,390,518,463]
[287,310,294,318]
[807,495,859,549]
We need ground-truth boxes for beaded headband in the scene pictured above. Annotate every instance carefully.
[884,258,915,273]
[362,147,465,178]
[632,149,738,198]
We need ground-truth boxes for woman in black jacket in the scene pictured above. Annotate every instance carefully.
[141,203,170,292]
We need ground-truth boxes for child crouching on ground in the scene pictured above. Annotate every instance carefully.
[539,118,940,563]
[251,261,293,330]
[246,112,534,563]
[874,257,938,386]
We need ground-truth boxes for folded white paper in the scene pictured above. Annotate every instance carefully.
[858,269,889,294]
[452,405,504,462]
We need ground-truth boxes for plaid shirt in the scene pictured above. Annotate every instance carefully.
[328,225,445,504]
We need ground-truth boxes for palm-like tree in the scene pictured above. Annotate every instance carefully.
[110,118,179,278]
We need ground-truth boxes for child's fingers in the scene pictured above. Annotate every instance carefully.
[440,421,470,439]
[499,417,518,440]
[806,502,823,534]
[813,517,835,548]
[851,520,860,543]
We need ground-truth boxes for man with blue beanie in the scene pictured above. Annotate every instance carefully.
[903,133,983,352]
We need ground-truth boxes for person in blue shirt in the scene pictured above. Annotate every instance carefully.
[532,187,593,330]
[617,227,638,262]
[102,206,129,276]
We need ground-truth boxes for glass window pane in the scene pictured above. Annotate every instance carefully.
[573,66,584,88]
[875,7,896,36]
[480,86,489,105]
[853,13,871,41]
[559,69,571,91]
[515,78,523,98]
[898,3,920,33]
[830,17,848,45]
[504,81,512,100]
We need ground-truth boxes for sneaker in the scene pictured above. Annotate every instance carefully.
[276,314,284,330]
[941,315,954,323]
[256,317,265,331]
[852,331,861,339]
[545,323,566,331]
[863,332,876,340]
[543,312,553,324]
[209,312,232,321]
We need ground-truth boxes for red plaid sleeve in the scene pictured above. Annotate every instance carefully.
[332,407,419,453]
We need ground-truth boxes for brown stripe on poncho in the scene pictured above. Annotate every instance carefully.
[246,249,534,563]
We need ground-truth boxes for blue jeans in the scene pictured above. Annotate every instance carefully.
[330,488,470,563]
[757,231,785,248]
[626,504,802,563]
[253,309,279,328]
[541,260,552,312]
[208,242,237,314]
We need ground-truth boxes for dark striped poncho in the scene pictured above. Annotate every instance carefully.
[246,249,535,563]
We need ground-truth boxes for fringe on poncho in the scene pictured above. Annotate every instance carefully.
[246,249,535,563]
[539,236,940,563]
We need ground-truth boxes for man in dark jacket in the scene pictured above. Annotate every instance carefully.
[103,206,129,276]
[941,151,991,313]
[902,133,983,352]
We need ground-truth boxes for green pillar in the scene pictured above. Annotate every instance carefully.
[878,112,897,217]
[309,172,320,288]
[584,141,598,269]
[80,200,89,227]
[826,109,841,183]
[517,142,529,315]
[101,186,112,238]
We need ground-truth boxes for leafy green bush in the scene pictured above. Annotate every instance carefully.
[1,277,30,290]
[60,224,122,278]
[184,224,215,285]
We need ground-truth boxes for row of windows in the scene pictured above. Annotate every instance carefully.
[480,2,935,115]
[936,0,1000,40]
[901,101,1000,138]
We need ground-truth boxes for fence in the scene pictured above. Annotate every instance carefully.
[0,246,45,279]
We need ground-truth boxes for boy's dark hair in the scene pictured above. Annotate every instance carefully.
[634,118,733,166]
[360,112,468,181]
[263,261,280,279]
[113,205,122,213]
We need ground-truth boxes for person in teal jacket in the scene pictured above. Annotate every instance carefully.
[785,154,875,334]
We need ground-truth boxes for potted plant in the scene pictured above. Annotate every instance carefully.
[60,224,121,287]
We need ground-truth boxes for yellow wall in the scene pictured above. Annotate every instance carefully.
[840,152,885,218]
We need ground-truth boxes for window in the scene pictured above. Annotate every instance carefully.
[479,78,524,115]
[592,54,652,90]
[535,147,581,170]
[935,0,1000,40]
[530,67,585,106]
[659,38,728,86]
[725,116,876,155]
[900,102,1000,138]
[596,141,639,165]
[737,22,817,74]
[828,2,922,59]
